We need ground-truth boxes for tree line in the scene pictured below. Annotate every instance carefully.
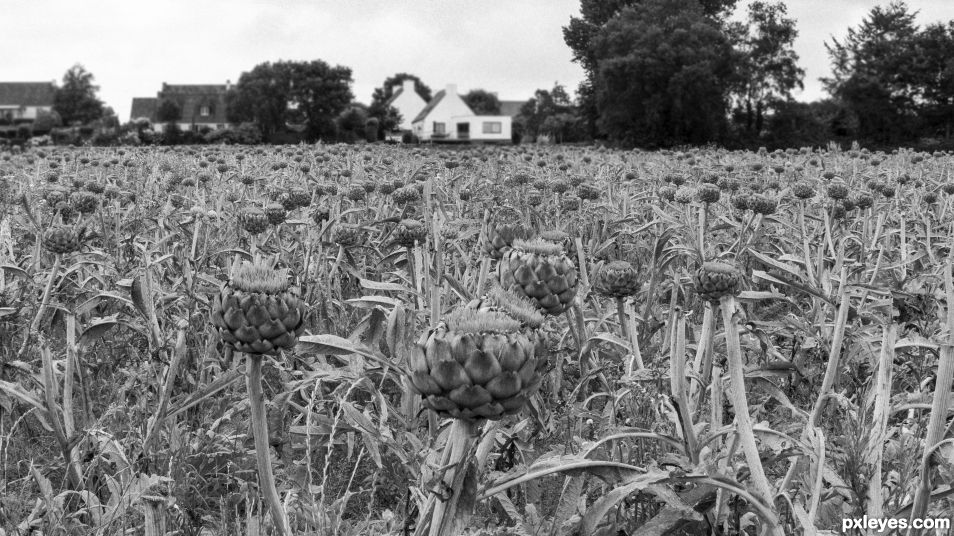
[25,0,953,149]
[557,0,954,149]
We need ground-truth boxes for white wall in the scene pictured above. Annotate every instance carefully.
[413,84,474,141]
[155,122,226,133]
[0,105,52,120]
[460,115,512,141]
[391,79,426,131]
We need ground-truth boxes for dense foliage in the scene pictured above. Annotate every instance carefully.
[52,64,105,127]
[225,60,354,143]
[0,142,953,534]
[561,0,954,150]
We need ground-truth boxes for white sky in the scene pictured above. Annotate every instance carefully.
[2,0,953,122]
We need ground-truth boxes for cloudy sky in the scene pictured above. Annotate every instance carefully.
[2,0,953,122]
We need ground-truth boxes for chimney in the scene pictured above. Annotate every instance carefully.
[226,79,232,91]
[403,79,416,94]
[445,83,457,96]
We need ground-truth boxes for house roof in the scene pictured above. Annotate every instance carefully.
[499,100,525,117]
[157,83,229,124]
[0,82,56,106]
[130,97,158,121]
[385,87,403,107]
[412,90,446,123]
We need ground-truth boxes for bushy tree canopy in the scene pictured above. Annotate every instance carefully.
[462,89,501,115]
[588,0,735,146]
[729,1,804,137]
[824,1,921,143]
[226,60,353,142]
[53,64,105,126]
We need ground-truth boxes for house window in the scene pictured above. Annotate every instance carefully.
[482,121,502,134]
[433,122,445,135]
[200,106,211,116]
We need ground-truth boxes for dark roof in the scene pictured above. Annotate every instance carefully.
[130,97,158,121]
[413,90,447,123]
[0,82,56,106]
[499,100,525,117]
[385,87,403,107]
[157,83,229,125]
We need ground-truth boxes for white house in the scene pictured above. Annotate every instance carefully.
[412,84,512,143]
[387,79,427,132]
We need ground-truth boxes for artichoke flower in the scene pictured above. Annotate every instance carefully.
[409,309,545,421]
[593,260,640,299]
[498,239,578,316]
[211,260,306,355]
[694,262,742,302]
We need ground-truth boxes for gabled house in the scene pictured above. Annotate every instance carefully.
[130,82,230,132]
[387,79,428,132]
[0,82,56,123]
[411,84,512,143]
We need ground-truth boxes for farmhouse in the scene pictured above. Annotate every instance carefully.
[130,82,230,132]
[0,82,56,123]
[411,84,512,143]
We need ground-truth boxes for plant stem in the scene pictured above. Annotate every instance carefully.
[246,353,291,536]
[719,295,780,531]
[425,418,478,536]
[617,298,643,374]
[910,261,954,527]
[17,253,61,359]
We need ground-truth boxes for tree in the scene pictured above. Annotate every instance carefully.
[368,73,431,135]
[462,89,501,115]
[515,83,579,142]
[33,110,62,133]
[156,100,182,123]
[912,21,954,138]
[335,104,368,143]
[729,1,804,138]
[587,0,736,146]
[563,0,737,140]
[823,1,921,143]
[226,60,353,142]
[53,64,105,126]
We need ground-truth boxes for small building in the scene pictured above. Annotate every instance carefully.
[0,82,56,123]
[130,82,230,132]
[411,84,511,143]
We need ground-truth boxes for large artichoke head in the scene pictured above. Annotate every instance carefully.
[211,259,306,355]
[409,309,545,422]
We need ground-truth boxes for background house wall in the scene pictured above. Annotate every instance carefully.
[389,79,426,131]
[412,84,474,140]
[455,114,512,142]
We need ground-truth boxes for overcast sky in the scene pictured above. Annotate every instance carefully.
[2,0,954,122]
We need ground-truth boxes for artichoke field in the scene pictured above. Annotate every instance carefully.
[0,143,952,534]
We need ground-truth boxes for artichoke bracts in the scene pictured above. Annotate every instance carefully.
[466,285,548,362]
[481,219,530,260]
[211,260,306,355]
[539,229,577,258]
[393,219,427,248]
[42,225,81,255]
[239,207,269,235]
[409,310,545,421]
[694,262,742,302]
[498,239,578,316]
[593,260,640,299]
